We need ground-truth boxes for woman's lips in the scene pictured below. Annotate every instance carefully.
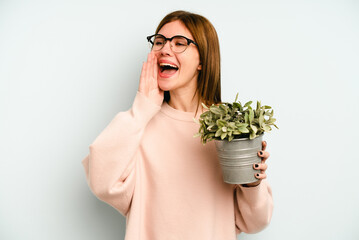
[157,59,179,78]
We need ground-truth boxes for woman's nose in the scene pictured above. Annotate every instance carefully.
[159,41,173,55]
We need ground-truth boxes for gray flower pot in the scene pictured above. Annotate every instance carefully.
[215,135,263,184]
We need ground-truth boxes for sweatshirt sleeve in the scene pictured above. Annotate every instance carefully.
[234,180,274,234]
[81,91,161,216]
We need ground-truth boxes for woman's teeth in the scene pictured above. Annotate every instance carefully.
[159,63,179,72]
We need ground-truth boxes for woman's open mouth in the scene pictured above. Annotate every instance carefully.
[158,62,179,78]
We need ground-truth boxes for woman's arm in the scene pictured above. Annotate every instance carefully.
[234,180,273,234]
[234,141,274,233]
[82,52,163,216]
[82,91,161,215]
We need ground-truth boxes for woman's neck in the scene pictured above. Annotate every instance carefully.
[168,89,200,113]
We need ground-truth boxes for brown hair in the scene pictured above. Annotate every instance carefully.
[155,10,221,107]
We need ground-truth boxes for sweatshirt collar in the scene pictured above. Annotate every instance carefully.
[160,101,203,122]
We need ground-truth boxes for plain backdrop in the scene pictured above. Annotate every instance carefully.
[1,0,358,239]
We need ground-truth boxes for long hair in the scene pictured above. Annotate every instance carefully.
[155,10,221,107]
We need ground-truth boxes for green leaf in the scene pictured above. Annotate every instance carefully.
[210,106,223,115]
[193,133,202,138]
[222,127,227,132]
[264,105,272,109]
[244,101,253,108]
[256,101,261,111]
[233,102,243,112]
[201,103,209,109]
[236,123,248,128]
[228,122,236,128]
[255,101,261,116]
[250,131,256,139]
[249,109,254,123]
[263,125,271,132]
[259,114,264,127]
[228,135,234,142]
[268,118,276,124]
[206,133,215,139]
[244,112,249,123]
[235,93,239,102]
[250,124,258,133]
[207,124,215,131]
[219,104,229,115]
[204,118,212,125]
[216,119,227,128]
[237,126,249,133]
[215,129,223,137]
[221,132,227,140]
[233,102,240,108]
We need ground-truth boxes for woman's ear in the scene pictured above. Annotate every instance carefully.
[197,64,202,71]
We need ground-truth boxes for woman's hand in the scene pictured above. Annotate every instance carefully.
[138,51,164,106]
[241,141,270,187]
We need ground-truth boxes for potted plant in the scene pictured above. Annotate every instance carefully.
[194,93,278,184]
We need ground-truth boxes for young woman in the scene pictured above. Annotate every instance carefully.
[82,10,273,240]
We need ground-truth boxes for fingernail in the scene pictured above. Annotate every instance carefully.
[255,164,259,168]
[264,141,267,145]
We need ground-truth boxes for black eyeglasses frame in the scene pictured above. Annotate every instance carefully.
[146,34,198,52]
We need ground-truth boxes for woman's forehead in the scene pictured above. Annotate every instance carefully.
[157,20,193,39]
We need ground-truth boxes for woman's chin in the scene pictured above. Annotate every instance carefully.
[158,81,172,91]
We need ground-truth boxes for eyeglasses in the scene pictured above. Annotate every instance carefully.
[147,34,198,53]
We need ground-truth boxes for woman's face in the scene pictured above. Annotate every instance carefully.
[154,20,201,93]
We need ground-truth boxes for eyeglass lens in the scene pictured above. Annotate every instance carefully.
[151,35,188,53]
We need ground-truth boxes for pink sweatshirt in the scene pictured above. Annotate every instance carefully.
[82,92,273,240]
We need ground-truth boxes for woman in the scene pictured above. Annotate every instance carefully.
[82,10,273,240]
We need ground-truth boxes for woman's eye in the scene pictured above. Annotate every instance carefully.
[154,42,164,46]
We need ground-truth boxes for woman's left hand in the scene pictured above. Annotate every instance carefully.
[241,141,269,187]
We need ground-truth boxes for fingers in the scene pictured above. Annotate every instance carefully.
[140,52,157,91]
[253,163,267,171]
[139,61,147,92]
[254,163,267,180]
[146,53,152,83]
[153,54,158,79]
[253,141,269,181]
[258,150,270,162]
[151,53,156,79]
[147,52,158,84]
[255,172,267,180]
[262,140,267,151]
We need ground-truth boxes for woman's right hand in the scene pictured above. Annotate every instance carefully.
[138,51,164,106]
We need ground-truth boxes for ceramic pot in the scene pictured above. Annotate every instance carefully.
[215,135,263,184]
